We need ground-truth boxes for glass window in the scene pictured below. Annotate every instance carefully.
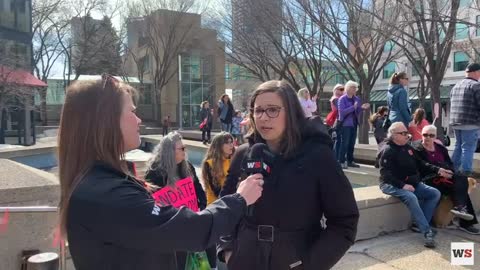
[181,83,190,103]
[0,0,4,11]
[182,105,190,127]
[476,16,480,36]
[411,59,423,77]
[383,62,396,79]
[190,83,203,104]
[225,64,230,80]
[455,23,469,40]
[460,0,470,7]
[454,52,469,72]
[384,40,395,52]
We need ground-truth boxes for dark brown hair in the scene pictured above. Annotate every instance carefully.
[413,108,426,125]
[369,106,389,124]
[247,80,306,158]
[201,132,235,190]
[389,72,407,85]
[58,79,137,237]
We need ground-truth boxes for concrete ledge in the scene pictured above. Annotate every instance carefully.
[354,184,480,241]
[0,159,60,270]
[0,142,56,159]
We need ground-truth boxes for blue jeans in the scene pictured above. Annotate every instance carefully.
[334,126,343,162]
[221,122,232,132]
[339,126,357,163]
[380,183,441,234]
[452,129,479,174]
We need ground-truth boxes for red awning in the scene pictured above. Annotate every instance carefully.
[0,65,48,87]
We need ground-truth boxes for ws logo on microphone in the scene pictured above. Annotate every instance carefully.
[451,242,474,265]
[246,161,271,173]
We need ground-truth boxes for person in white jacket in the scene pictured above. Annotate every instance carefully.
[298,87,318,117]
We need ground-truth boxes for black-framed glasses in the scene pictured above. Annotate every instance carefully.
[252,106,283,118]
[395,131,410,136]
[422,133,436,138]
[101,73,119,90]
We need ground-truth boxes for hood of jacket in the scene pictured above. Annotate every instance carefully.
[301,116,333,148]
[388,84,404,94]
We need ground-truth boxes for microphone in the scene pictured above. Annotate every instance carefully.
[242,143,274,216]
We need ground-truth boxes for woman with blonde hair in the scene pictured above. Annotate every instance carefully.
[297,87,318,117]
[326,84,345,160]
[58,74,263,270]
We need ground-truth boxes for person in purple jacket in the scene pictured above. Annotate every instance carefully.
[338,80,370,169]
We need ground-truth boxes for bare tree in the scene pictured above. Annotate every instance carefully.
[297,0,401,143]
[211,0,337,105]
[70,1,123,78]
[125,0,209,122]
[32,0,69,125]
[0,57,36,144]
[363,0,462,136]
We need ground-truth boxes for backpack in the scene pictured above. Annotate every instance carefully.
[325,109,338,127]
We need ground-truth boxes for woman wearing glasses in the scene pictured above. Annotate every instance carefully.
[58,75,263,270]
[377,122,450,248]
[387,72,411,128]
[218,80,359,270]
[412,125,479,234]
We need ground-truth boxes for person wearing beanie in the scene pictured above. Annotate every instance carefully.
[449,62,480,176]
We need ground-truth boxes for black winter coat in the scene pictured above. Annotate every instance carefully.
[377,140,440,189]
[67,161,246,270]
[218,117,359,270]
[200,108,213,130]
[412,141,454,178]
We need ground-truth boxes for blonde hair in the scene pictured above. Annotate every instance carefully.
[297,88,309,99]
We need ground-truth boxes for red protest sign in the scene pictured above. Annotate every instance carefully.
[152,177,199,212]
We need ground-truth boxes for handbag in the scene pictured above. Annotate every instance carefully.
[199,118,207,130]
[185,251,211,270]
[325,109,338,127]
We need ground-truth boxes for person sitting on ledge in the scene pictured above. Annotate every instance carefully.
[377,122,451,248]
[412,125,479,234]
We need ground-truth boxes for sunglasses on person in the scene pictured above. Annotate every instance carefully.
[422,133,436,138]
[339,88,345,91]
[395,131,410,136]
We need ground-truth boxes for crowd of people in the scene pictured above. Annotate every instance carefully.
[54,61,480,269]
[58,76,359,270]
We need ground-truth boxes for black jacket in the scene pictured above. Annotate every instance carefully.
[377,140,440,189]
[200,108,213,130]
[67,161,247,270]
[219,116,359,270]
[145,161,207,210]
[411,141,455,178]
